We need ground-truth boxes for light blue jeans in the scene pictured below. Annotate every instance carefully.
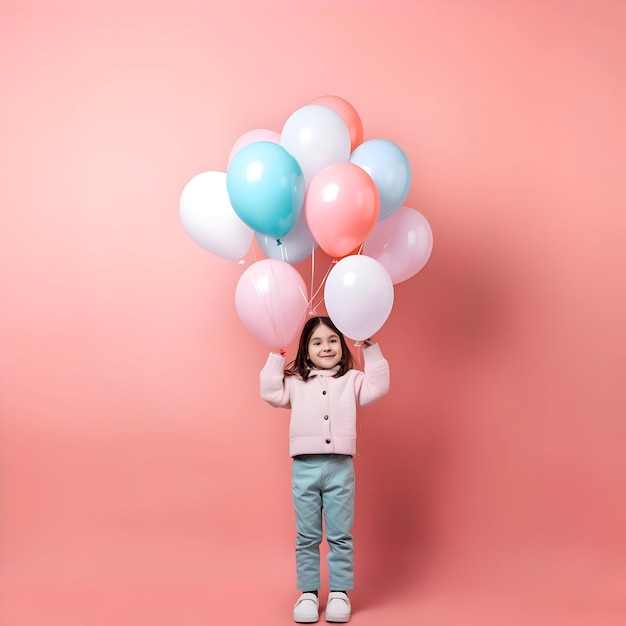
[292,454,355,592]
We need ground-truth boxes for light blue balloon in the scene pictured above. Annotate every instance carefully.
[226,141,305,240]
[349,139,412,221]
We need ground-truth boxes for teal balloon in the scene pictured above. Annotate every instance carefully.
[226,141,305,240]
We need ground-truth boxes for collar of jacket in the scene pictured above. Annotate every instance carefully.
[308,366,340,377]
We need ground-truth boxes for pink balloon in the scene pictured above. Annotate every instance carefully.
[304,162,379,259]
[310,95,364,152]
[235,259,309,349]
[363,206,433,284]
[228,128,280,165]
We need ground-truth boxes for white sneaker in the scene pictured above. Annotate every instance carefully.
[325,592,351,623]
[294,592,319,623]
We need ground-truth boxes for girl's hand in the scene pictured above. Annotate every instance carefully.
[362,338,373,348]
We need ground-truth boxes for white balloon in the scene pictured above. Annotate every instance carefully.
[324,255,394,341]
[180,171,253,260]
[281,104,351,186]
[255,209,317,265]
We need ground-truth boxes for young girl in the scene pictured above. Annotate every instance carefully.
[260,316,390,623]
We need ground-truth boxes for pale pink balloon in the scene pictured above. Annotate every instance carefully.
[311,95,364,152]
[228,128,280,165]
[235,259,309,350]
[304,161,379,259]
[363,206,433,284]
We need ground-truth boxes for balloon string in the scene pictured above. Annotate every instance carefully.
[309,259,333,308]
[311,294,325,313]
[308,245,316,313]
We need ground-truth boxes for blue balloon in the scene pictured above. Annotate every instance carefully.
[350,139,412,221]
[226,141,305,240]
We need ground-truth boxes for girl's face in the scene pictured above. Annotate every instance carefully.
[307,323,343,370]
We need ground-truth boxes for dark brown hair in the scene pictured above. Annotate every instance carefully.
[285,316,354,381]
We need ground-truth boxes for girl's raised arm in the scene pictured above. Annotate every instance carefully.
[259,352,292,408]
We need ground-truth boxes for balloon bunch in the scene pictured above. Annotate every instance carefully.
[180,95,433,350]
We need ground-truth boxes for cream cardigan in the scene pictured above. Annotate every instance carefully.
[260,344,390,457]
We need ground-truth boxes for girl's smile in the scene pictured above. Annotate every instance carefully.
[307,323,343,370]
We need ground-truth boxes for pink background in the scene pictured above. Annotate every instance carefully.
[1,1,625,624]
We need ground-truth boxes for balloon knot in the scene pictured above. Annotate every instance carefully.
[276,239,282,246]
[279,348,287,357]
